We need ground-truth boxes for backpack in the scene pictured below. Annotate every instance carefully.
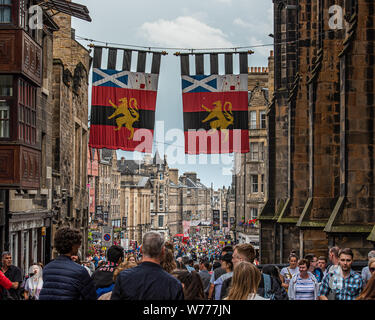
[263,274,276,300]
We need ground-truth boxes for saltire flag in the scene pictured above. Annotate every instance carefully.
[89,47,162,153]
[180,52,250,154]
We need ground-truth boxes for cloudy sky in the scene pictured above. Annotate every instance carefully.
[72,0,273,189]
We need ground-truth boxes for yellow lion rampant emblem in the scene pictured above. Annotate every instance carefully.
[108,97,140,140]
[201,101,234,141]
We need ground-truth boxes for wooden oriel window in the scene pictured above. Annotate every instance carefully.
[0,0,12,23]
[18,78,37,145]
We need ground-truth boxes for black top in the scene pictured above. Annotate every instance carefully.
[111,262,184,300]
[39,255,97,300]
[3,265,22,300]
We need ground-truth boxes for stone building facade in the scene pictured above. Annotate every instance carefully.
[234,54,274,249]
[107,153,212,243]
[179,172,211,238]
[50,13,91,259]
[260,0,375,264]
[0,2,91,268]
[118,158,152,245]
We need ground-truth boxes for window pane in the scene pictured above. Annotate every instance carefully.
[0,7,11,23]
[260,111,266,129]
[0,76,13,96]
[250,111,257,129]
[158,215,164,228]
[0,101,9,138]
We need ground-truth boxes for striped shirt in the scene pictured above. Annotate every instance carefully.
[294,275,316,300]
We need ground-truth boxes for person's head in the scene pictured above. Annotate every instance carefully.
[28,264,43,280]
[193,264,200,272]
[199,259,209,271]
[54,227,82,256]
[182,256,190,265]
[221,253,233,272]
[126,255,136,263]
[176,260,187,270]
[318,256,328,271]
[368,258,375,274]
[329,246,340,263]
[262,264,280,280]
[232,243,255,267]
[1,251,12,268]
[226,261,261,300]
[171,270,205,300]
[141,232,165,261]
[188,259,194,267]
[297,258,310,276]
[338,248,354,272]
[288,254,298,269]
[212,261,221,270]
[107,245,124,264]
[304,254,317,270]
[367,250,375,261]
[161,246,177,273]
[221,246,233,256]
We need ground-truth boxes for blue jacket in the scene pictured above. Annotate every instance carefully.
[111,262,184,300]
[39,255,97,300]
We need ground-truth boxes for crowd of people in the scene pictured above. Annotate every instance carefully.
[0,226,374,301]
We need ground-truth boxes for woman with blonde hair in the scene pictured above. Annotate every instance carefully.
[225,261,268,300]
[161,245,177,274]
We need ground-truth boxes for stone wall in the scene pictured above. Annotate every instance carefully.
[261,0,375,264]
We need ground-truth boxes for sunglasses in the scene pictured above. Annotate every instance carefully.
[370,268,375,273]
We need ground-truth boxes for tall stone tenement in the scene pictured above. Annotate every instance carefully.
[51,12,92,259]
[260,0,375,264]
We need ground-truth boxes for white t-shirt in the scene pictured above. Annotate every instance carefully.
[280,267,299,284]
[25,277,43,300]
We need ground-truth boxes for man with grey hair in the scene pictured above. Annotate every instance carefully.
[111,232,184,300]
[361,250,375,287]
[0,251,22,300]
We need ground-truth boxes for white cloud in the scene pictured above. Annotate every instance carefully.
[140,16,233,49]
[233,17,250,28]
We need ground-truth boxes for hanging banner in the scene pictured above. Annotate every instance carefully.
[222,211,228,228]
[212,209,220,231]
[89,47,164,152]
[180,52,250,154]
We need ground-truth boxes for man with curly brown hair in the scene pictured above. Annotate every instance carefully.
[39,227,97,300]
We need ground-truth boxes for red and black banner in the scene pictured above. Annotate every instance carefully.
[89,46,164,153]
[180,52,250,154]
